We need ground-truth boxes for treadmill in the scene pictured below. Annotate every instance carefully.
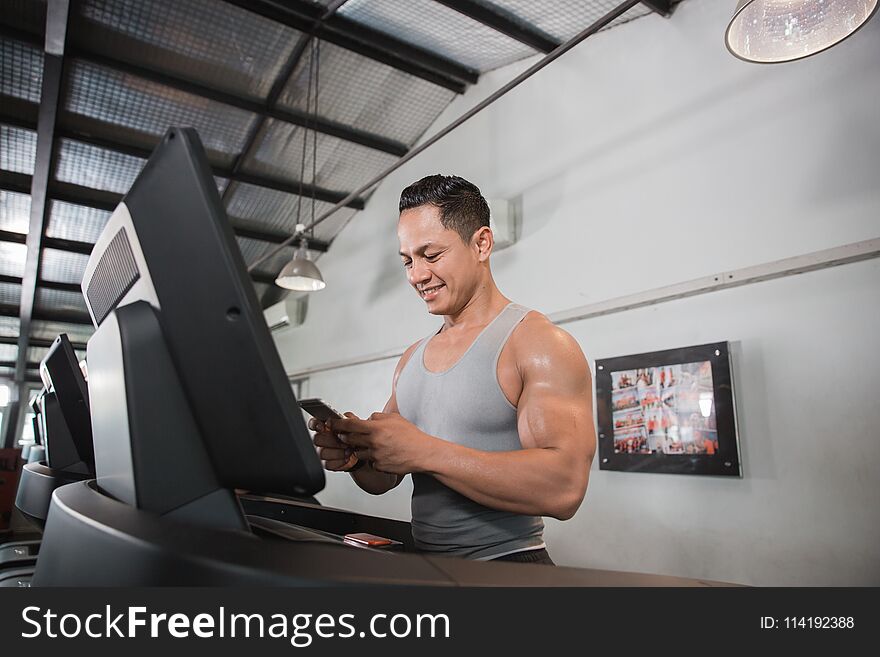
[3,336,97,583]
[32,129,725,587]
[17,336,95,530]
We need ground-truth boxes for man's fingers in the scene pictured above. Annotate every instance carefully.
[317,446,349,461]
[328,416,371,434]
[323,458,351,471]
[313,433,346,448]
[335,432,372,447]
[323,452,359,472]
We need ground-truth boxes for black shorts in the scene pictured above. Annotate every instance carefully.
[490,548,555,566]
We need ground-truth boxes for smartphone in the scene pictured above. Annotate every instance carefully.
[299,398,345,423]
[343,532,402,549]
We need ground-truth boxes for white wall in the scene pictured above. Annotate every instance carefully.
[274,1,880,586]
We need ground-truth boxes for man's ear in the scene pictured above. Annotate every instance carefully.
[472,226,494,262]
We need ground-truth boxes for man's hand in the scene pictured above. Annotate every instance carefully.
[309,412,361,472]
[328,412,439,475]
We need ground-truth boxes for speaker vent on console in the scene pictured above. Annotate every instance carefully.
[86,227,140,326]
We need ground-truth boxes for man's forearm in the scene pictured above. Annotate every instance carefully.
[419,439,587,520]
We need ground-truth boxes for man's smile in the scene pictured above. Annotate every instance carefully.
[419,283,445,300]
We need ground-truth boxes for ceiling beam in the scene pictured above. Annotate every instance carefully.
[0,303,91,326]
[0,361,43,371]
[231,224,325,250]
[6,0,70,448]
[49,179,120,212]
[0,169,30,195]
[0,177,324,298]
[432,0,561,53]
[222,0,477,92]
[231,170,364,209]
[0,229,28,245]
[0,335,87,350]
[0,225,323,283]
[0,171,331,253]
[0,103,366,210]
[38,279,82,293]
[66,46,409,156]
[0,22,410,158]
[0,372,43,385]
[0,272,82,294]
[0,227,91,255]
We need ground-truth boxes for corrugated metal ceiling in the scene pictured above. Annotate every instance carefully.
[0,0,670,384]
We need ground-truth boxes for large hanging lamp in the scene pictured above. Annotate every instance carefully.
[725,0,878,63]
[275,231,326,292]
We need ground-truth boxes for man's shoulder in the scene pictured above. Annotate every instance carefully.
[514,309,568,344]
[510,310,587,367]
[396,338,425,373]
[403,337,423,357]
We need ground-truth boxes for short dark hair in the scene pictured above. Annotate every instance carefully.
[399,174,490,244]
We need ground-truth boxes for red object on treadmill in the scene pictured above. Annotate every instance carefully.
[343,532,395,548]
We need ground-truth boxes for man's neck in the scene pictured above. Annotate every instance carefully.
[442,280,510,332]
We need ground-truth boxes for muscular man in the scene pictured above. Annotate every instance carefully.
[310,175,596,564]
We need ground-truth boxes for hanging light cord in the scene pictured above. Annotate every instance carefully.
[293,37,316,245]
[310,39,321,240]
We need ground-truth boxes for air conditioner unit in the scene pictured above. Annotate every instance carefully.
[488,197,520,251]
[263,295,308,332]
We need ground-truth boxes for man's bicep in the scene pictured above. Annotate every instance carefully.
[516,330,595,457]
[517,381,594,454]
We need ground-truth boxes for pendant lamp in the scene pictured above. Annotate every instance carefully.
[726,0,878,63]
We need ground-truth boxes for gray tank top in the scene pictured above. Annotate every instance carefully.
[396,302,545,560]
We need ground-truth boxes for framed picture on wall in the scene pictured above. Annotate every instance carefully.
[595,341,741,477]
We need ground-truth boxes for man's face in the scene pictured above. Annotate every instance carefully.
[398,205,482,315]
